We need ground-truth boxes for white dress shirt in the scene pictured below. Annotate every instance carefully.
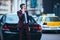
[22,11,28,23]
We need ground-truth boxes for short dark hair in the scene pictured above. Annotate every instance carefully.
[20,4,25,9]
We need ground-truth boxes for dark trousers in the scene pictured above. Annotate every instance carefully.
[19,24,31,40]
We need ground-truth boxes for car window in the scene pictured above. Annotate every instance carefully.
[46,17,60,22]
[1,14,6,24]
[3,14,19,24]
[45,17,50,22]
[37,17,42,23]
[39,17,42,21]
[50,17,60,21]
[0,15,4,20]
[29,16,37,24]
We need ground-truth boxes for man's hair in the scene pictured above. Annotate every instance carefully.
[20,4,25,9]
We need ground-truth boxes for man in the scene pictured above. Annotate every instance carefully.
[17,4,31,40]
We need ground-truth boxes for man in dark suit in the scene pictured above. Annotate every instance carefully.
[17,4,31,40]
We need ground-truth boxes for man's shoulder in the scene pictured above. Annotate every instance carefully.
[17,10,22,14]
[17,10,22,12]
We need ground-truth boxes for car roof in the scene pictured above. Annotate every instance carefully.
[39,16,58,17]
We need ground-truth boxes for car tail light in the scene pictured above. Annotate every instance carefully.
[33,25,42,32]
[3,25,9,30]
[43,23,47,25]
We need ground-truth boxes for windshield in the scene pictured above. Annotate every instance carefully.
[46,17,60,22]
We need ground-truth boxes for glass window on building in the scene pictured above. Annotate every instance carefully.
[0,0,13,14]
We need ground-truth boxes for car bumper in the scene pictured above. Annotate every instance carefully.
[42,25,60,30]
[3,31,42,40]
[42,26,60,30]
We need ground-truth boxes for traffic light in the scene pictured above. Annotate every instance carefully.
[31,0,37,8]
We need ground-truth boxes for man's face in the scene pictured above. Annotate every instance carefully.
[22,5,26,10]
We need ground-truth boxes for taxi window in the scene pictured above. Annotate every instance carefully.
[45,17,50,22]
[46,17,60,22]
[50,17,60,21]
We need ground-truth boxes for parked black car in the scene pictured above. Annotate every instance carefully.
[1,14,42,40]
[0,14,6,40]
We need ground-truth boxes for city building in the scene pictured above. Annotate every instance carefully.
[0,0,43,15]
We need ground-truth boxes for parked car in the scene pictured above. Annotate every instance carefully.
[0,14,5,40]
[37,16,60,31]
[1,13,42,40]
[29,14,39,21]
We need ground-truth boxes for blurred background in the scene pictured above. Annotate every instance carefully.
[0,0,60,17]
[0,0,43,15]
[0,0,60,40]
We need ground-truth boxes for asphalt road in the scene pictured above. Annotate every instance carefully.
[41,33,60,40]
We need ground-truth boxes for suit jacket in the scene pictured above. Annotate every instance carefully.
[17,10,29,28]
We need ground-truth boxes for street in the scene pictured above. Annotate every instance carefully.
[41,33,60,40]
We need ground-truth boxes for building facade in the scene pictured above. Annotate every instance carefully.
[0,0,43,14]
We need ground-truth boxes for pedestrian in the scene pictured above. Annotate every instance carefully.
[17,4,31,40]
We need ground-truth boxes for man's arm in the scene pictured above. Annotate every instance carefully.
[17,11,24,20]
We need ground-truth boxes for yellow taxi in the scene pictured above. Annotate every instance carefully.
[37,16,60,30]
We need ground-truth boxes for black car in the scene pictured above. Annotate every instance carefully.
[0,14,5,40]
[1,14,42,40]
